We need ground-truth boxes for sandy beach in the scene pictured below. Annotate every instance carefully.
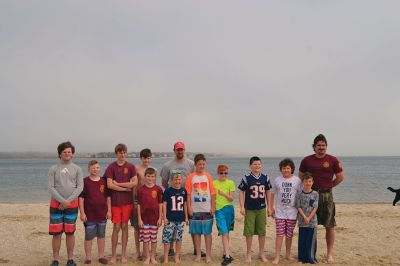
[0,203,399,266]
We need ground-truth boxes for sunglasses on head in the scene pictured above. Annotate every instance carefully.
[219,172,228,175]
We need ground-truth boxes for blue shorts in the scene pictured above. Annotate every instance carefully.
[215,205,235,235]
[84,220,107,240]
[189,212,213,235]
[162,221,185,244]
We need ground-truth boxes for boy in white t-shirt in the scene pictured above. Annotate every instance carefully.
[271,158,302,265]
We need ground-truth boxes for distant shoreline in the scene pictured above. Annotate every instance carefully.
[0,152,223,159]
[1,152,400,159]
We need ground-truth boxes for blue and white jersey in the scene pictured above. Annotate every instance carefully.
[162,187,187,222]
[238,173,271,210]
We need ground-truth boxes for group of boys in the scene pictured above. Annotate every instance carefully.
[48,134,344,266]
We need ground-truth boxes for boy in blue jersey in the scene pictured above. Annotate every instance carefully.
[162,170,189,263]
[238,156,273,263]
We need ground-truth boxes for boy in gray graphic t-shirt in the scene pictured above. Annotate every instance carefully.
[295,172,318,264]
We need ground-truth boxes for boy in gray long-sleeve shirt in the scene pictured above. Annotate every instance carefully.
[48,141,83,266]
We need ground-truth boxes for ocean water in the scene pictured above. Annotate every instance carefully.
[0,156,399,203]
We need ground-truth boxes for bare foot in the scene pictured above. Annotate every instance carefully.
[259,255,268,262]
[205,256,211,263]
[327,255,334,263]
[109,257,116,265]
[144,257,150,264]
[272,257,280,264]
[286,256,295,261]
[194,256,201,262]
[121,256,128,264]
[163,258,168,264]
[133,253,140,262]
[174,257,181,263]
[245,254,252,263]
[150,257,158,264]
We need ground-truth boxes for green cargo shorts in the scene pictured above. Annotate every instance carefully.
[243,208,266,236]
[317,190,336,228]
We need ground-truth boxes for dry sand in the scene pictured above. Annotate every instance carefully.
[0,203,399,266]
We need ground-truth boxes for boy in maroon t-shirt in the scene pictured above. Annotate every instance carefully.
[79,160,111,265]
[137,167,163,264]
[105,144,138,264]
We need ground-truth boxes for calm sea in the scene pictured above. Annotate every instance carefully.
[0,156,399,203]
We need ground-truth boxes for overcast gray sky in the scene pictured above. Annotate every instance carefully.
[1,1,399,156]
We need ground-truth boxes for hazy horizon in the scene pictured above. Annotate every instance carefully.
[1,1,400,157]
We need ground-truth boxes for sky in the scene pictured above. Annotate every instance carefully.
[1,1,399,157]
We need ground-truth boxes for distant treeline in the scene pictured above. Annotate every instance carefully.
[0,152,219,159]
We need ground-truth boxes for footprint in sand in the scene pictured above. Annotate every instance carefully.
[28,231,48,240]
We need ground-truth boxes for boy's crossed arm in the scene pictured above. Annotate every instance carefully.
[107,176,137,191]
[112,175,138,189]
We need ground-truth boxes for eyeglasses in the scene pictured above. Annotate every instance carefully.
[219,172,228,175]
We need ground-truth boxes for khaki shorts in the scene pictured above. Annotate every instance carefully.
[243,208,266,236]
[317,190,336,228]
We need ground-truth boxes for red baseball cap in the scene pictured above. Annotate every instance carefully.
[174,141,185,150]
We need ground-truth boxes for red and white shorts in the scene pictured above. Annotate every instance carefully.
[275,218,297,239]
[139,224,158,243]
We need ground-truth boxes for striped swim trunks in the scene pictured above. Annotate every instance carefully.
[189,212,213,235]
[49,200,79,235]
[275,218,297,238]
[139,224,158,243]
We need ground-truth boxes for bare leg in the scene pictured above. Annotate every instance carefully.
[191,234,196,253]
[163,243,170,263]
[133,229,141,261]
[121,223,129,263]
[110,223,121,264]
[66,234,75,260]
[175,241,182,263]
[258,236,267,262]
[84,239,93,261]
[150,242,158,264]
[97,237,106,260]
[143,242,150,264]
[204,234,212,263]
[52,234,62,262]
[245,236,252,263]
[272,235,283,264]
[326,227,335,262]
[221,234,230,258]
[193,234,201,262]
[285,237,294,260]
